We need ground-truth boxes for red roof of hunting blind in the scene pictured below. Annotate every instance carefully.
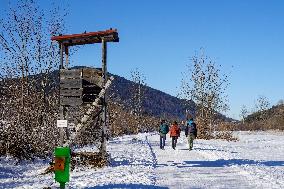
[51,29,119,46]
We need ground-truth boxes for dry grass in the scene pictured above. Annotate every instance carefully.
[71,152,109,169]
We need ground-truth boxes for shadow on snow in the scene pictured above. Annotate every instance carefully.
[0,167,19,179]
[179,147,238,154]
[156,159,284,168]
[85,183,169,189]
[109,136,156,167]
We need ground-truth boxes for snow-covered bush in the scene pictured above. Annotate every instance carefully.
[0,85,59,159]
[0,0,66,159]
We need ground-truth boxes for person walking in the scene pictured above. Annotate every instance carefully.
[170,121,181,150]
[185,118,198,150]
[159,120,169,149]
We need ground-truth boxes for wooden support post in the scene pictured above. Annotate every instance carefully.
[59,106,64,146]
[65,46,69,68]
[65,107,69,140]
[59,42,66,146]
[101,38,107,154]
[60,43,64,69]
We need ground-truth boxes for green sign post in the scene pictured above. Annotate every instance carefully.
[54,147,71,189]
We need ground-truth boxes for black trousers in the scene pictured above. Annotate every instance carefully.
[172,136,178,149]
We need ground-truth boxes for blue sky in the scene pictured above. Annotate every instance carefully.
[1,0,284,120]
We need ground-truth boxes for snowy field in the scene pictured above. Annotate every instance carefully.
[0,131,283,189]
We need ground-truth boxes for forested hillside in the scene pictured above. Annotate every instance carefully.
[236,104,284,130]
[109,74,196,120]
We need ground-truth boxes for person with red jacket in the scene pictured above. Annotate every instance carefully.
[170,121,181,150]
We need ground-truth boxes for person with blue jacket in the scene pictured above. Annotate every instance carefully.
[159,120,169,149]
[185,118,197,150]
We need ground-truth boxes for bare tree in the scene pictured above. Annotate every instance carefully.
[255,95,270,121]
[0,0,66,159]
[130,68,147,133]
[240,105,249,124]
[180,50,230,139]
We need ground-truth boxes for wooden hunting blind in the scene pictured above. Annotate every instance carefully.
[52,29,119,106]
[51,29,119,151]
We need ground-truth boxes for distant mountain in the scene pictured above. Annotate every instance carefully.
[108,74,237,122]
[109,74,196,120]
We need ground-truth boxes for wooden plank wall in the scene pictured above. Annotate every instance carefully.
[60,68,103,106]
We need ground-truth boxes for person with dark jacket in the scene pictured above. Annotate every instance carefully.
[170,121,181,150]
[185,118,197,150]
[159,120,169,149]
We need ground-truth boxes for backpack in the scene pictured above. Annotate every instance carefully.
[187,120,193,126]
[190,122,197,132]
[190,122,197,137]
[185,121,197,137]
[160,124,169,134]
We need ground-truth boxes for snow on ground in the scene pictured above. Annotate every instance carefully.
[0,131,283,188]
[153,131,284,189]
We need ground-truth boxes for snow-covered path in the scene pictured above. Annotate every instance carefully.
[150,134,253,188]
[0,131,283,188]
[147,132,284,189]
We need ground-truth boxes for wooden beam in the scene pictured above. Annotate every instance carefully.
[60,88,83,97]
[51,29,118,41]
[101,38,107,154]
[60,69,82,79]
[60,43,64,69]
[65,46,69,68]
[60,96,83,106]
[82,68,102,78]
[83,78,103,88]
[61,36,118,46]
[60,78,82,89]
[51,29,119,46]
